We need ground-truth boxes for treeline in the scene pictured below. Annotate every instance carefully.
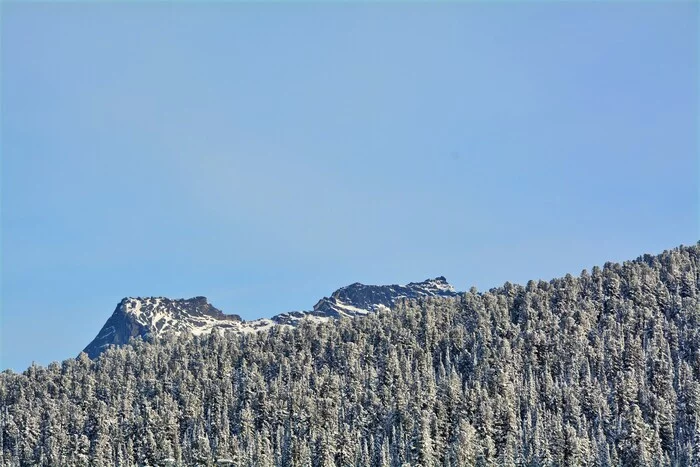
[1,244,699,466]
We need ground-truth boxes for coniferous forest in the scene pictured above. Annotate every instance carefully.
[1,244,699,466]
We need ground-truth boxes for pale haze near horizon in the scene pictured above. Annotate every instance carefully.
[1,2,698,372]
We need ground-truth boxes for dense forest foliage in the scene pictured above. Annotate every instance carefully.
[1,244,699,466]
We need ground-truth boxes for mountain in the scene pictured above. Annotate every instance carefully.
[83,296,252,359]
[272,276,457,324]
[5,244,699,466]
[312,276,457,316]
[83,277,460,358]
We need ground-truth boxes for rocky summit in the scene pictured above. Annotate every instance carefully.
[83,277,460,358]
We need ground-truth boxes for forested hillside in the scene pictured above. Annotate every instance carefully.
[1,244,699,466]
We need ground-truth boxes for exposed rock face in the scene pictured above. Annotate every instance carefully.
[312,276,458,317]
[269,277,459,324]
[83,297,244,358]
[83,277,460,358]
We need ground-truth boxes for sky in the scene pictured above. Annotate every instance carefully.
[1,2,698,372]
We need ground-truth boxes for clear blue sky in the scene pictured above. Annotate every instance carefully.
[1,2,698,372]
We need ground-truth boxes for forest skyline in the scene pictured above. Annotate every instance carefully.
[2,243,698,465]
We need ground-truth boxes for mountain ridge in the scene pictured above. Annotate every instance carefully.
[83,276,460,358]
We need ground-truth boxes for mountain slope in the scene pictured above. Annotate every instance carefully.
[3,243,699,466]
[83,277,460,358]
[83,297,247,358]
[312,276,456,316]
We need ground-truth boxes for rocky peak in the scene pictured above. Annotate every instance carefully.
[313,276,459,317]
[84,277,461,358]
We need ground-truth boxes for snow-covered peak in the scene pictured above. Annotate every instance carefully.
[407,276,456,294]
[84,277,461,358]
[311,276,459,318]
[84,296,252,358]
[118,296,242,332]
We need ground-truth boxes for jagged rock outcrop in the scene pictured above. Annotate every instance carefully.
[83,277,460,358]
